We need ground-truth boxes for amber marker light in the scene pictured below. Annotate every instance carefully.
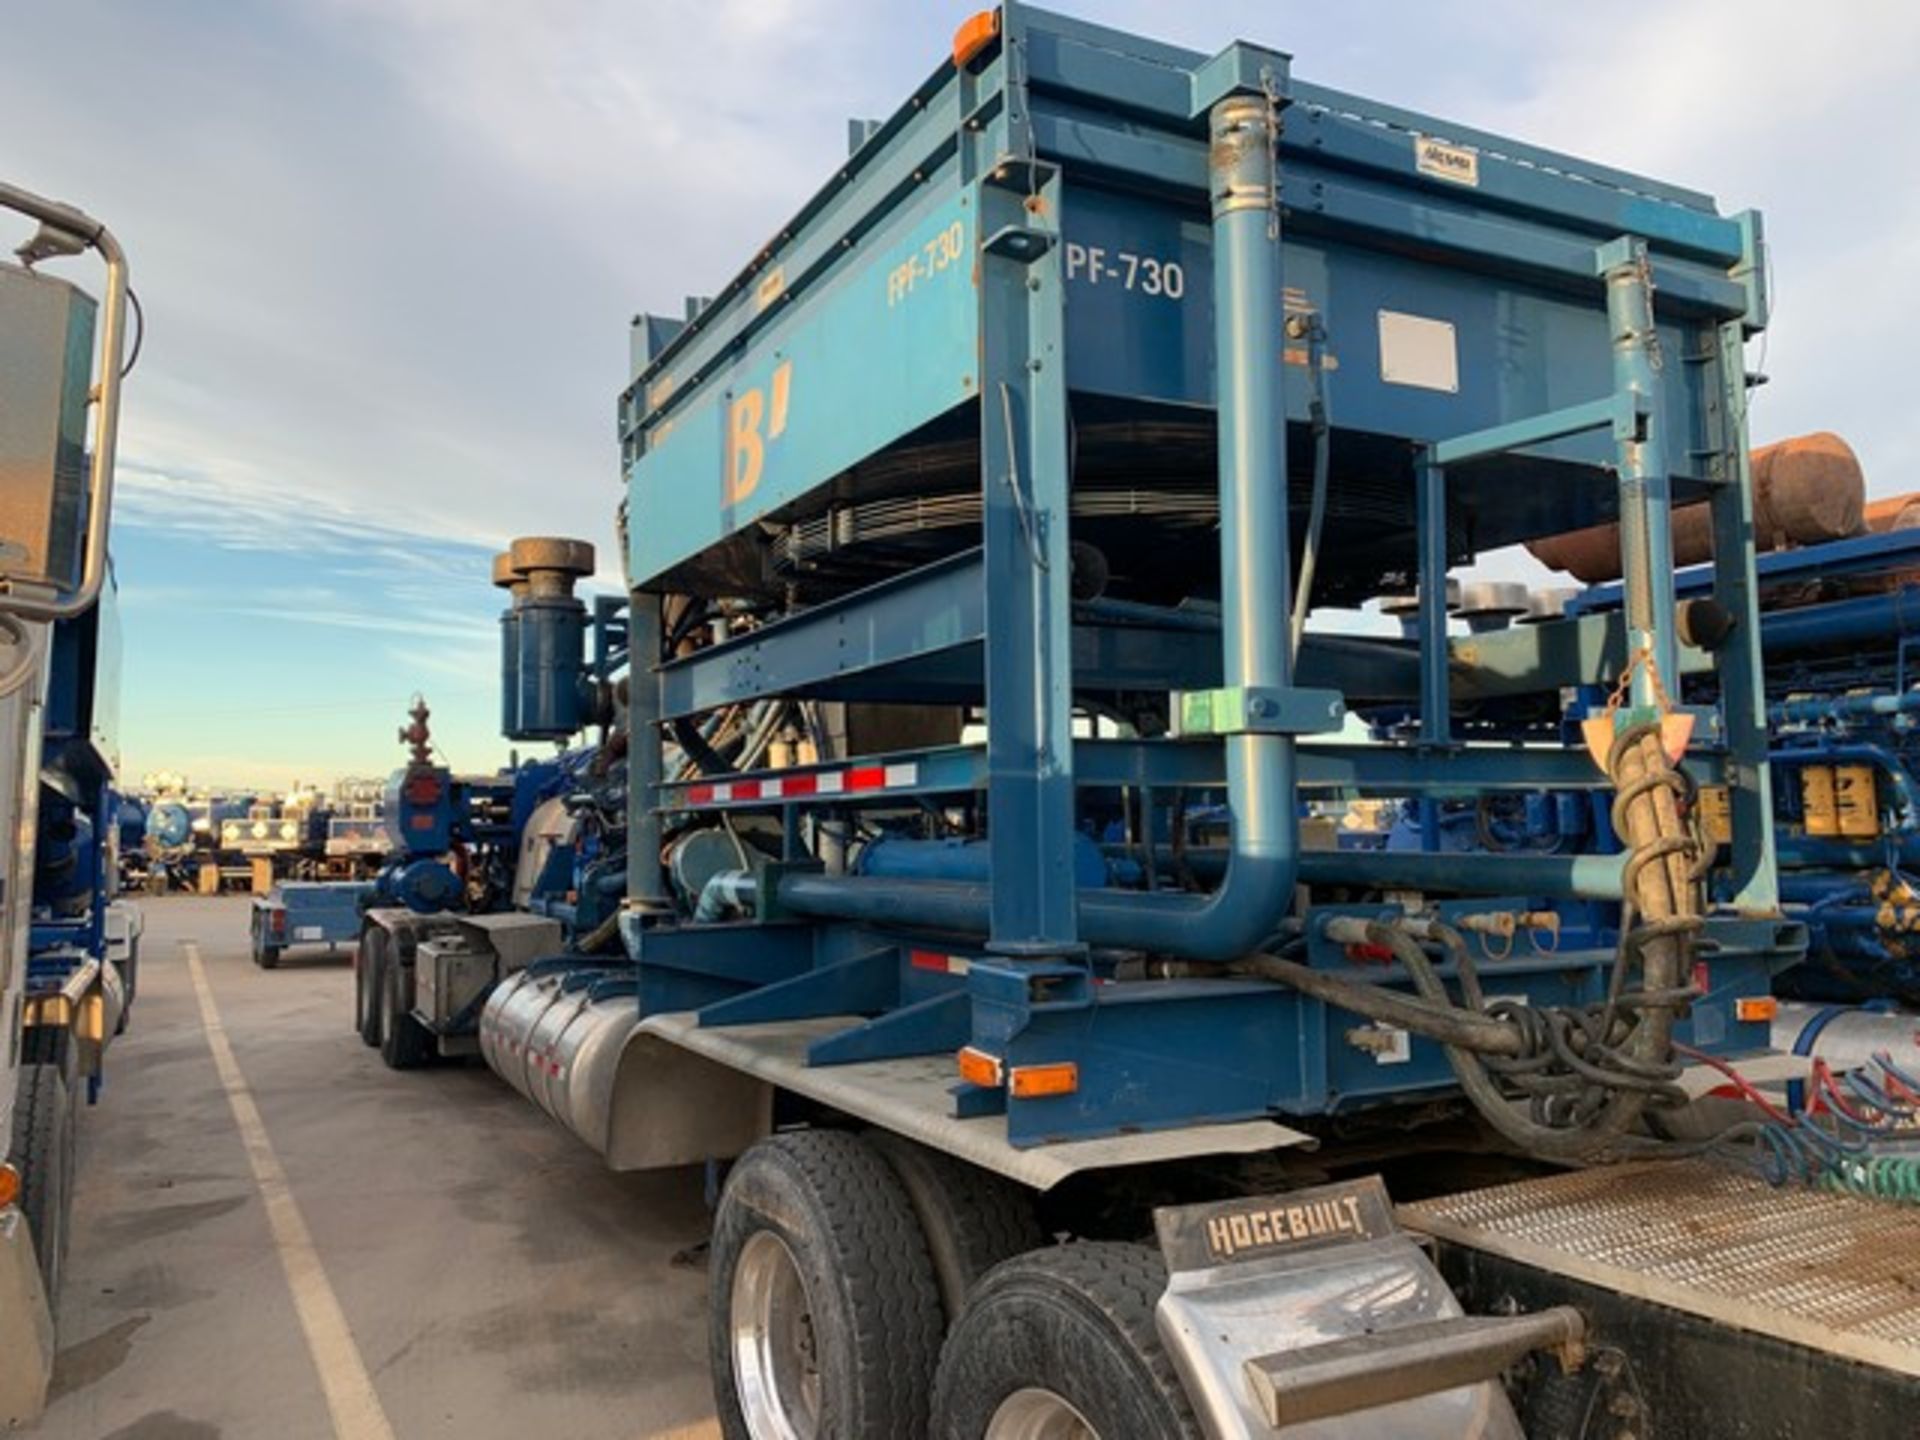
[958,1046,1004,1088]
[1008,1061,1079,1100]
[952,9,1001,69]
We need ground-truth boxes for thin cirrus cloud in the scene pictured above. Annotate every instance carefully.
[5,1,1915,787]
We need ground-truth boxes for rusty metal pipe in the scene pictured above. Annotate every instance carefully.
[1527,431,1865,582]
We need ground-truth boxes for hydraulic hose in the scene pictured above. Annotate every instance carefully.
[1245,721,1704,1163]
[1233,951,1525,1057]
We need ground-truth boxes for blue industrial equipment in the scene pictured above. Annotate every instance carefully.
[493,537,615,742]
[589,0,1799,1159]
[145,798,191,851]
[342,15,1920,1438]
[340,594,631,1073]
[1567,509,1920,1004]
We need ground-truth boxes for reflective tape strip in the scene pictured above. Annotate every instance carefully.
[909,949,972,976]
[673,762,920,806]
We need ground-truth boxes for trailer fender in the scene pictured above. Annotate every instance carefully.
[602,1026,771,1172]
[478,969,771,1169]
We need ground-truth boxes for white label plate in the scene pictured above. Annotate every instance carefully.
[1378,310,1460,393]
[1414,135,1480,187]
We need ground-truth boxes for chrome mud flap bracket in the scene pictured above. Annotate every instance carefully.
[1152,1176,1583,1438]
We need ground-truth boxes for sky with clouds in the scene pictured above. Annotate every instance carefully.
[6,0,1916,792]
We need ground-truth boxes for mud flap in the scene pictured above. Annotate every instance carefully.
[1152,1176,1573,1438]
[0,1208,53,1426]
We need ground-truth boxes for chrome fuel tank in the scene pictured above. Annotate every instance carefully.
[480,962,639,1159]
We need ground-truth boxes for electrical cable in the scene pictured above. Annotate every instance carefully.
[1287,314,1330,665]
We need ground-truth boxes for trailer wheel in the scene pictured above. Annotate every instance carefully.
[710,1130,942,1440]
[931,1243,1201,1440]
[378,954,432,1070]
[867,1130,1044,1322]
[11,1062,75,1306]
[355,928,387,1047]
[250,919,280,969]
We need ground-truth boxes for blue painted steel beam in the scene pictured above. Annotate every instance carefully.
[1021,9,1736,237]
[650,738,1727,815]
[1028,112,1750,321]
[1427,394,1642,469]
[977,153,1082,956]
[1572,528,1920,615]
[1415,455,1451,749]
[654,550,984,719]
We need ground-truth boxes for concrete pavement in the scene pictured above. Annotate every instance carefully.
[35,895,720,1440]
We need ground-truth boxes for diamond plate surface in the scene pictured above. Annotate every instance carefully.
[1399,1161,1920,1375]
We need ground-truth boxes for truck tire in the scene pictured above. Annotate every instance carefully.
[867,1129,1044,1322]
[355,928,387,1046]
[11,1062,75,1306]
[710,1130,942,1440]
[378,954,433,1070]
[930,1243,1202,1440]
[20,1024,71,1079]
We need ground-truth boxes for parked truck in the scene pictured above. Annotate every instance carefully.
[0,181,135,1422]
[360,9,1920,1435]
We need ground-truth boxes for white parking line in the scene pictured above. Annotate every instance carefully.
[184,940,398,1440]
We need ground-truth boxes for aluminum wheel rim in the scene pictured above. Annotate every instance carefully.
[985,1387,1100,1440]
[731,1230,821,1440]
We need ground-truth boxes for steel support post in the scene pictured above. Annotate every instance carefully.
[625,590,671,930]
[1599,237,1680,708]
[1710,315,1779,909]
[1415,455,1452,749]
[978,158,1081,957]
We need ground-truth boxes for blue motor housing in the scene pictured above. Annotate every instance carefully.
[378,857,463,914]
[514,595,588,739]
[496,538,596,743]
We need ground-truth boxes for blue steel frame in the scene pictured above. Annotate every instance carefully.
[614,5,1791,1145]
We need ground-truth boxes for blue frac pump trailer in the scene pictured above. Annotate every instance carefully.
[0,180,136,1422]
[325,538,630,1067]
[256,538,630,970]
[357,10,1920,1436]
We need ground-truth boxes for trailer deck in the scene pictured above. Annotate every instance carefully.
[1402,1161,1920,1433]
[635,1011,1314,1188]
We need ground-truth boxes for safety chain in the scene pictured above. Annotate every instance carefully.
[1602,645,1674,718]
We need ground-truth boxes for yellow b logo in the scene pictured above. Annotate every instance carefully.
[725,360,792,507]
